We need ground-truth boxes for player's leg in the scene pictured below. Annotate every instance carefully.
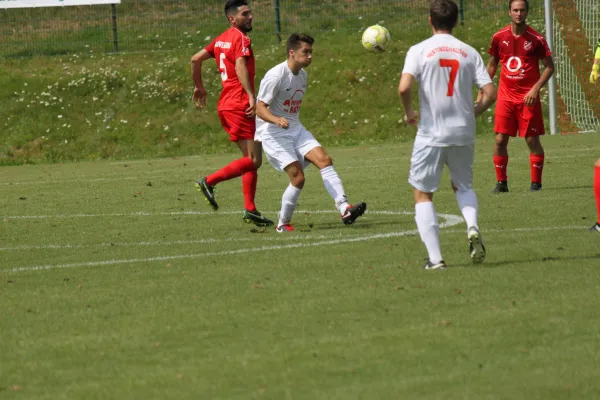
[520,101,545,191]
[277,161,305,233]
[196,110,258,211]
[591,157,600,232]
[409,140,446,269]
[448,145,485,264]
[492,99,517,193]
[303,140,366,225]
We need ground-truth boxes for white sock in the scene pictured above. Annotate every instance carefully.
[320,165,349,214]
[415,201,443,263]
[456,189,478,230]
[279,184,302,225]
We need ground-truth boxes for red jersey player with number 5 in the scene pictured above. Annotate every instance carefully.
[190,0,273,227]
[485,0,554,193]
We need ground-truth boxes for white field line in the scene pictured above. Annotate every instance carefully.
[1,209,412,220]
[1,152,597,187]
[4,212,463,273]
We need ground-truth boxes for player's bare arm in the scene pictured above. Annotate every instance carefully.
[478,57,499,102]
[235,56,256,118]
[190,49,213,108]
[524,55,554,106]
[474,83,497,118]
[256,101,289,129]
[398,73,419,125]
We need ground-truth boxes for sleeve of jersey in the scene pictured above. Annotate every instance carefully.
[257,71,280,106]
[473,53,493,89]
[401,46,420,78]
[488,36,498,58]
[232,34,251,60]
[204,39,216,57]
[536,36,552,58]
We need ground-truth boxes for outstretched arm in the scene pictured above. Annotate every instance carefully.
[190,49,213,108]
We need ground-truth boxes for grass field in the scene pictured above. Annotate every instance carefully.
[2,133,600,399]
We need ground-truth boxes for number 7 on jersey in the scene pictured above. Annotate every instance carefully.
[439,59,460,97]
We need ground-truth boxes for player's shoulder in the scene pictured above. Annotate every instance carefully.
[524,26,547,42]
[263,61,287,79]
[491,25,512,40]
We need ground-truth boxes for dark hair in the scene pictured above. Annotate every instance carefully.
[224,0,248,17]
[430,0,458,31]
[509,0,529,11]
[286,33,315,53]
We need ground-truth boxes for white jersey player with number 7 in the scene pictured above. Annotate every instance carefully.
[256,33,367,232]
[399,0,496,270]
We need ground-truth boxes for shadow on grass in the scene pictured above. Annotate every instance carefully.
[454,253,600,268]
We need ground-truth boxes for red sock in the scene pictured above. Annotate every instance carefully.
[493,155,508,182]
[530,154,544,184]
[242,170,258,212]
[205,157,255,186]
[594,166,600,224]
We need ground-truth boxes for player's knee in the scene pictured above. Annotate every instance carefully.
[249,155,262,168]
[291,173,305,188]
[317,155,333,169]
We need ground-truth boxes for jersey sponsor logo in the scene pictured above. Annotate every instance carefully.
[524,41,532,51]
[504,56,524,79]
[283,98,303,114]
[215,41,232,49]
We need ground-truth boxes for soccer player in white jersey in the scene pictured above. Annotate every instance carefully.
[399,0,497,269]
[255,33,367,232]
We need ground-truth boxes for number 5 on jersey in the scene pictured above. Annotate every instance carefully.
[439,59,459,97]
[219,53,228,81]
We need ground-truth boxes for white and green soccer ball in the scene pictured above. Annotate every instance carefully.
[361,25,391,53]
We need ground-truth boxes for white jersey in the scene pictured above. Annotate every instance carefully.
[256,61,307,140]
[402,34,492,146]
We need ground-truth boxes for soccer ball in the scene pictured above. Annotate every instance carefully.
[361,25,391,53]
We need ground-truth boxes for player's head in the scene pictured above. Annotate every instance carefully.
[224,0,252,33]
[508,0,529,26]
[287,33,314,68]
[429,0,459,32]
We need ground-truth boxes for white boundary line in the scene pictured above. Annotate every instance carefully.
[4,211,463,273]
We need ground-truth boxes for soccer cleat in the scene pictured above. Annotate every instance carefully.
[342,202,367,225]
[195,178,219,211]
[467,226,486,264]
[491,181,509,193]
[276,224,295,233]
[423,259,447,270]
[530,182,542,191]
[589,222,600,232]
[243,209,274,227]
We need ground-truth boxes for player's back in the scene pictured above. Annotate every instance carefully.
[206,27,255,111]
[404,34,490,146]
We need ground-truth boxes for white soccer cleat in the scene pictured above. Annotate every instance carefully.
[468,226,486,264]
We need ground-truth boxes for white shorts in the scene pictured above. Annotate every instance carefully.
[409,138,474,193]
[259,125,321,172]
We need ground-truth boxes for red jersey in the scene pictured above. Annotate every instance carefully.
[205,27,255,111]
[488,25,552,102]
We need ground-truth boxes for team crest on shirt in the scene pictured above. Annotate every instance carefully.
[524,41,532,51]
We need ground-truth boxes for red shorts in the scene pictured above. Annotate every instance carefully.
[493,97,545,137]
[218,110,255,142]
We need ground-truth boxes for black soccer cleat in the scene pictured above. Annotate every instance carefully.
[589,222,600,232]
[195,178,219,211]
[423,259,447,270]
[243,209,274,227]
[342,202,367,225]
[491,181,509,193]
[530,182,542,191]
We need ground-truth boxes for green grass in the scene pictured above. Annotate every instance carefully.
[2,133,600,399]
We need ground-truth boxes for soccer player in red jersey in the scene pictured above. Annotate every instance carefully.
[190,0,273,227]
[484,0,554,193]
[589,39,600,232]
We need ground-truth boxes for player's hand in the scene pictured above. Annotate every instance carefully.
[590,65,599,84]
[192,87,207,108]
[523,87,539,106]
[274,117,289,129]
[404,110,419,125]
[245,96,256,118]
